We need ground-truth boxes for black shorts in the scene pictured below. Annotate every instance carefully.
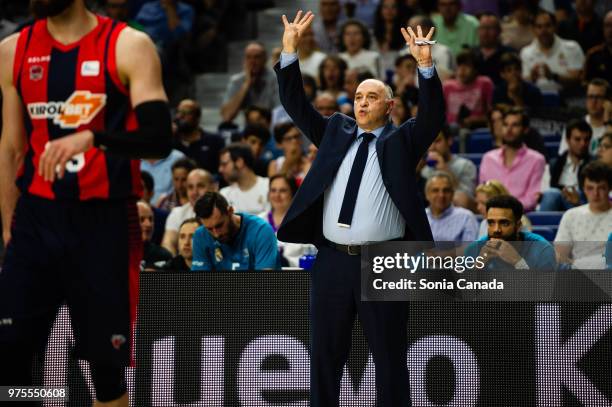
[0,194,142,366]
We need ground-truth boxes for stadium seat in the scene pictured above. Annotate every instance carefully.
[531,226,556,241]
[541,133,561,144]
[526,211,564,226]
[458,153,483,167]
[467,132,494,153]
[541,92,561,108]
[545,141,560,159]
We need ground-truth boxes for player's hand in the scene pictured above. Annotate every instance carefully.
[400,25,434,67]
[38,130,94,183]
[281,10,315,54]
[530,64,541,82]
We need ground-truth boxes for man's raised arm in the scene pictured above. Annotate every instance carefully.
[275,11,328,147]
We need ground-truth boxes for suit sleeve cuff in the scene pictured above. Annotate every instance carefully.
[280,52,298,69]
[418,65,435,79]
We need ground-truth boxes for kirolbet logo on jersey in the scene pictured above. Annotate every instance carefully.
[27,90,106,129]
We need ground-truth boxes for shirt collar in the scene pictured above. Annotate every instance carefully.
[427,205,454,219]
[357,124,386,139]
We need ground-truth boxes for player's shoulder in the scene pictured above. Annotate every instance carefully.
[0,33,19,83]
[116,26,155,50]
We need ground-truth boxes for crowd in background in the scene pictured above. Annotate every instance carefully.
[0,0,611,269]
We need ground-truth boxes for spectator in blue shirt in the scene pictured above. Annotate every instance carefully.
[465,195,557,271]
[191,192,281,270]
[135,0,194,49]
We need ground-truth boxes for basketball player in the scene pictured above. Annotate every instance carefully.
[0,0,172,405]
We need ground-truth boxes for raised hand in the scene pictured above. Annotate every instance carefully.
[400,25,434,67]
[281,10,315,54]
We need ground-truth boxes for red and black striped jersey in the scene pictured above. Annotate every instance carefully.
[13,15,142,201]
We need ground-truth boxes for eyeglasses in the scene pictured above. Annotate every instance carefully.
[282,134,301,142]
[599,141,612,150]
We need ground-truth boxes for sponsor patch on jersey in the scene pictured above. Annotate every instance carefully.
[111,334,126,350]
[29,65,44,81]
[27,90,106,129]
[81,60,100,77]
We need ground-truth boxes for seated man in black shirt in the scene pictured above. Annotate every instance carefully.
[493,53,542,110]
[160,218,202,271]
[137,201,172,271]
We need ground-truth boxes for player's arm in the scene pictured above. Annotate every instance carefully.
[0,34,25,245]
[38,28,173,182]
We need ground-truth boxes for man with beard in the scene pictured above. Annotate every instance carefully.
[173,98,224,175]
[191,192,280,270]
[465,195,557,270]
[0,0,172,405]
[540,119,593,211]
[479,107,546,211]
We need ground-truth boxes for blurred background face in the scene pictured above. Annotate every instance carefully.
[500,64,521,85]
[319,0,340,23]
[344,70,359,100]
[478,15,500,47]
[269,178,293,212]
[299,26,316,52]
[187,171,212,206]
[429,133,452,159]
[456,63,476,84]
[486,208,519,240]
[30,0,74,18]
[426,176,454,213]
[597,137,612,165]
[575,0,593,15]
[390,96,407,125]
[323,59,341,89]
[218,152,239,184]
[243,135,264,158]
[489,109,504,140]
[343,24,365,53]
[137,202,154,242]
[315,94,338,116]
[105,0,129,21]
[178,222,199,261]
[244,44,266,76]
[437,0,460,24]
[279,126,303,154]
[354,80,392,130]
[567,129,591,159]
[502,114,525,147]
[475,191,490,216]
[583,178,610,207]
[246,110,270,128]
[395,58,417,83]
[534,13,555,47]
[172,167,189,198]
[175,100,199,134]
[381,0,398,21]
[586,84,606,116]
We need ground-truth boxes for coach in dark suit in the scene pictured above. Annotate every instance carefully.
[275,11,445,406]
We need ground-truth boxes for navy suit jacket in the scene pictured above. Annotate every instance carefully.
[274,60,445,246]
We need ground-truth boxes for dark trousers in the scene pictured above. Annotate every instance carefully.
[310,245,411,406]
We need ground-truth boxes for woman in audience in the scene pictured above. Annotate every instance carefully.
[475,180,532,238]
[488,104,508,147]
[259,174,316,267]
[268,123,312,184]
[373,0,410,79]
[338,19,381,78]
[318,55,348,101]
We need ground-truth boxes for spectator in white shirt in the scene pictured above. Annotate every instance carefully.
[339,19,381,78]
[297,25,327,79]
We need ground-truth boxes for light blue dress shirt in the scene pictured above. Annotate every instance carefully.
[280,53,435,244]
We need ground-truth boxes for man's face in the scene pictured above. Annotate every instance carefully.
[502,113,525,147]
[534,13,556,48]
[456,63,476,85]
[315,95,338,117]
[586,84,606,117]
[30,0,74,19]
[500,63,521,85]
[344,70,359,100]
[244,44,266,77]
[567,129,591,159]
[487,207,520,240]
[322,59,341,88]
[354,80,392,130]
[137,202,154,242]
[175,100,199,134]
[178,222,199,261]
[319,0,340,23]
[202,207,235,243]
[243,135,264,158]
[343,24,364,53]
[246,110,270,128]
[218,152,239,184]
[395,59,417,82]
[597,137,612,165]
[583,178,610,208]
[105,0,129,20]
[429,133,451,159]
[437,0,460,24]
[186,172,211,206]
[478,15,500,47]
[279,126,302,155]
[172,167,189,197]
[426,176,454,213]
[300,26,316,51]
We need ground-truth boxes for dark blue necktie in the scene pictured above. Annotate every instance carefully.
[337,132,375,227]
